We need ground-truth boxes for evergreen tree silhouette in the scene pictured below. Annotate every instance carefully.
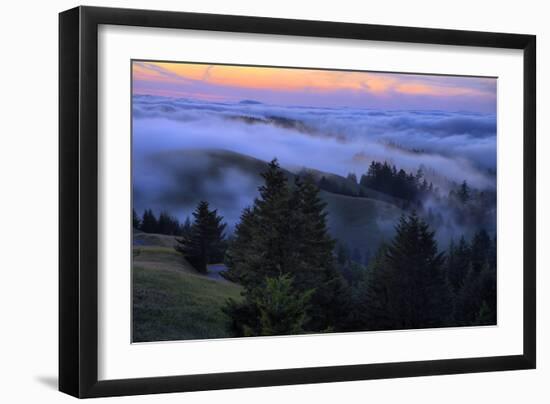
[132,208,141,229]
[360,213,451,330]
[175,201,226,273]
[140,209,158,233]
[224,160,346,335]
[447,236,471,294]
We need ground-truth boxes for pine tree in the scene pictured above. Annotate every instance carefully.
[454,266,482,325]
[319,176,330,191]
[359,213,451,330]
[175,201,227,273]
[360,161,426,202]
[229,274,314,337]
[415,168,424,186]
[353,243,394,330]
[223,207,260,284]
[236,159,293,280]
[224,160,347,334]
[293,176,347,330]
[457,180,470,203]
[140,209,158,233]
[336,243,350,267]
[478,263,497,323]
[421,178,429,193]
[179,216,192,237]
[446,236,471,294]
[224,160,294,334]
[157,211,180,235]
[132,208,141,229]
[454,248,496,327]
[470,229,492,273]
[157,211,169,235]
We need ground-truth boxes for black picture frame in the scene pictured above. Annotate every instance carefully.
[59,6,536,398]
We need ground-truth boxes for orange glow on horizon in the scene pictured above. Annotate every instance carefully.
[133,61,495,100]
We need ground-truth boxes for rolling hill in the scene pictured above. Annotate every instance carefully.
[134,148,405,254]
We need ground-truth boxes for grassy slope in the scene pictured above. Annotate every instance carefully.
[133,231,179,248]
[133,246,243,342]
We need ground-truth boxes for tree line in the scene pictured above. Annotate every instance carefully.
[134,204,228,274]
[315,160,435,204]
[346,221,496,331]
[359,160,434,202]
[133,208,192,236]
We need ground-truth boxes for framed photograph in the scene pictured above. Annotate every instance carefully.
[59,6,536,398]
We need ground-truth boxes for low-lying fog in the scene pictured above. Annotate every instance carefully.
[132,95,496,235]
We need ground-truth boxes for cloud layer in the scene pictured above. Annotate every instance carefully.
[133,95,496,188]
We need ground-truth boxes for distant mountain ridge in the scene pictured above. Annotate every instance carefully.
[226,114,315,135]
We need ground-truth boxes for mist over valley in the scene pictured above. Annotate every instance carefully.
[133,95,496,253]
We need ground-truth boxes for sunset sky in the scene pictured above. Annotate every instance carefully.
[132,61,496,113]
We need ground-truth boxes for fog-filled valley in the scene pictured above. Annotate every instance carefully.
[133,95,496,254]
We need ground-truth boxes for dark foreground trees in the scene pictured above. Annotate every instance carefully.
[351,214,451,330]
[223,159,348,336]
[222,159,497,336]
[237,274,314,337]
[347,216,496,331]
[452,230,497,326]
[175,201,227,274]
